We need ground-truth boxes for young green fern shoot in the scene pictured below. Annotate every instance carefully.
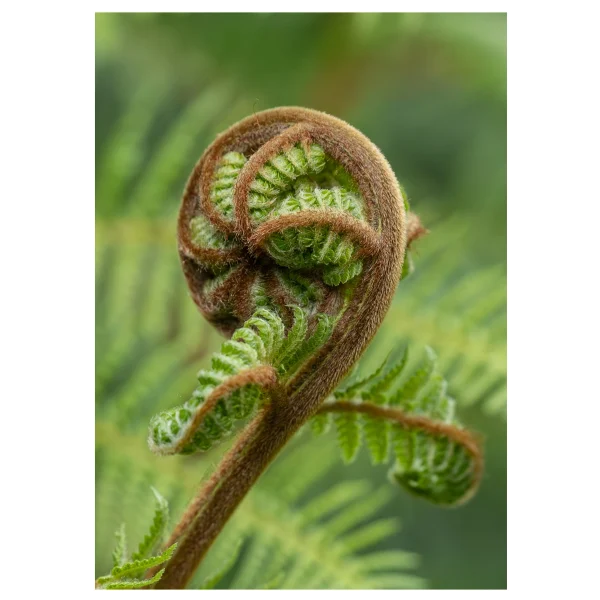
[139,107,482,589]
[95,488,177,590]
[148,306,335,456]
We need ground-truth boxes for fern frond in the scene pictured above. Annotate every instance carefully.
[230,536,277,589]
[96,488,177,590]
[334,411,361,463]
[147,306,333,456]
[335,351,391,398]
[102,569,166,589]
[299,480,372,523]
[111,523,127,568]
[96,228,222,434]
[131,487,169,561]
[128,83,235,217]
[366,347,410,399]
[390,346,436,405]
[317,346,483,506]
[95,85,165,218]
[324,486,393,539]
[110,543,177,580]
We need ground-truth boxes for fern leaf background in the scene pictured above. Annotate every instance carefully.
[96,12,506,589]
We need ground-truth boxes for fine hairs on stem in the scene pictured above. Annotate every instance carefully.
[141,107,482,589]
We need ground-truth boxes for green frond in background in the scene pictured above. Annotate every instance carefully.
[96,12,506,589]
[379,215,506,417]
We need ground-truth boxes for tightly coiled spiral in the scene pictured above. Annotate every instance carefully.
[149,107,402,456]
[177,108,392,337]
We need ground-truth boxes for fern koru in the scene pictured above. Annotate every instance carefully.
[101,107,484,588]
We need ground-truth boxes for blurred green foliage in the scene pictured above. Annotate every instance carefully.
[96,12,506,589]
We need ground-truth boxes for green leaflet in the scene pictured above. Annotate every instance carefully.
[111,523,127,568]
[103,569,166,589]
[131,487,169,561]
[280,312,336,375]
[335,351,392,398]
[246,146,367,287]
[320,346,481,506]
[365,346,410,400]
[96,489,176,590]
[275,269,324,308]
[400,250,415,280]
[310,411,331,436]
[334,411,361,464]
[189,214,239,254]
[148,306,334,456]
[259,572,287,589]
[210,151,248,221]
[110,543,177,579]
[363,416,390,464]
[390,346,437,406]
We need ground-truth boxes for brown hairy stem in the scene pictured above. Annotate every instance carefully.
[317,400,484,504]
[157,107,406,588]
[165,409,268,545]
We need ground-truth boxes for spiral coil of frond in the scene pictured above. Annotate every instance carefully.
[149,107,410,461]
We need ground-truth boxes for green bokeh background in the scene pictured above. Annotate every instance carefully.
[96,13,506,589]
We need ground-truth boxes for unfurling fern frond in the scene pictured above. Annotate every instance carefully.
[124,106,485,589]
[96,489,176,590]
[148,306,335,456]
[313,347,483,506]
